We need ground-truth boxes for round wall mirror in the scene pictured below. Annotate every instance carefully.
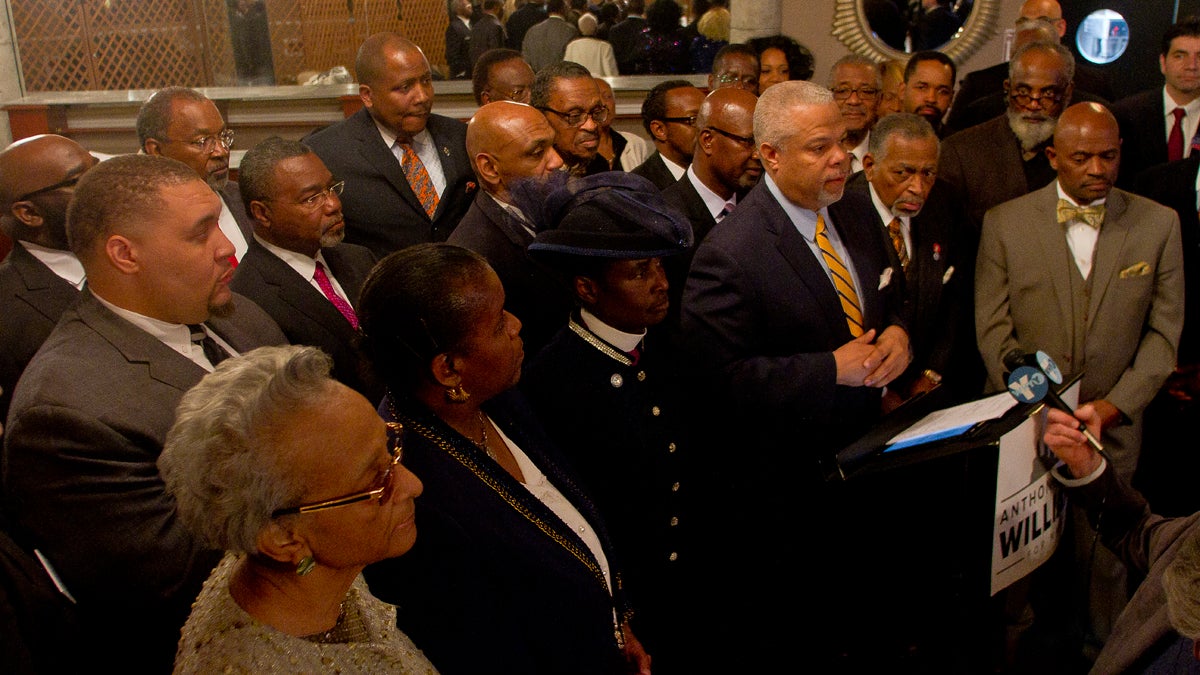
[1075,9,1129,65]
[833,0,1000,63]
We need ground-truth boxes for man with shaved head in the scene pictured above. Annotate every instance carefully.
[305,32,474,257]
[0,134,96,421]
[976,102,1184,665]
[447,100,571,354]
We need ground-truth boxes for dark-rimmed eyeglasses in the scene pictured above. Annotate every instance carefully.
[162,129,235,154]
[706,126,756,148]
[13,174,83,202]
[538,105,610,127]
[831,85,880,101]
[271,422,405,517]
[661,115,697,127]
[1006,85,1066,108]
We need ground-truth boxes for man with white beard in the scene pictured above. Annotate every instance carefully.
[938,40,1075,243]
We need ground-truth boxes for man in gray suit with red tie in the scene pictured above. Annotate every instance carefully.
[2,154,286,673]
[230,137,380,401]
[306,32,475,258]
[0,134,97,422]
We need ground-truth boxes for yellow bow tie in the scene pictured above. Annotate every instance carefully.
[1056,199,1106,228]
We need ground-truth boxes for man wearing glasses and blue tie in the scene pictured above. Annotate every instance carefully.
[138,86,252,264]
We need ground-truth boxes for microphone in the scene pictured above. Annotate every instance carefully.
[1003,348,1104,454]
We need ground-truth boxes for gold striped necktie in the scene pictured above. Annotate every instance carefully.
[815,214,864,337]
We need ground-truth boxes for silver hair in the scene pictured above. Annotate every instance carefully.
[828,54,881,89]
[868,112,939,163]
[158,345,336,554]
[755,80,835,150]
[1165,527,1200,639]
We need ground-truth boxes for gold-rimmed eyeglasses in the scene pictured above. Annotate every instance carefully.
[271,422,404,517]
[163,129,235,154]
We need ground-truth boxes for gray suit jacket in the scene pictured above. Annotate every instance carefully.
[0,244,80,422]
[1,290,286,672]
[305,108,475,258]
[522,15,579,72]
[975,182,1184,475]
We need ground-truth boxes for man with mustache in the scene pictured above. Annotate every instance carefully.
[680,80,909,668]
[939,40,1075,244]
[306,33,474,258]
[229,138,380,401]
[899,50,956,139]
[0,154,286,673]
[138,86,253,263]
[531,60,609,177]
[845,112,979,404]
[976,102,1184,665]
[829,54,882,173]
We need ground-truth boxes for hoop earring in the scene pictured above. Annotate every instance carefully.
[445,384,470,403]
[296,555,316,576]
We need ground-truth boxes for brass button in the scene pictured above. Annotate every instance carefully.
[671,481,680,492]
[669,552,678,561]
[670,516,679,526]
[637,371,646,381]
[668,442,677,453]
[610,374,623,388]
[651,406,661,416]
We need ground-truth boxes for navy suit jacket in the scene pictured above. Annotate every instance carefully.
[630,152,678,191]
[0,244,80,422]
[445,192,572,358]
[366,390,630,675]
[1112,88,1169,190]
[230,239,380,400]
[1,290,286,672]
[305,108,475,258]
[681,179,905,461]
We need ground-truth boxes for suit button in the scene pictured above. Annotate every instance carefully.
[668,552,678,561]
[668,442,677,453]
[637,371,646,381]
[670,516,679,526]
[671,481,680,492]
[651,406,661,416]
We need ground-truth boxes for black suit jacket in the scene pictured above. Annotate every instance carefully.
[629,151,678,191]
[609,16,647,74]
[1133,154,1200,365]
[0,244,80,422]
[505,2,547,51]
[1113,88,1169,190]
[469,13,506,73]
[230,239,381,400]
[304,108,475,258]
[845,173,981,400]
[661,173,714,324]
[445,16,471,79]
[446,192,572,357]
[1,290,286,673]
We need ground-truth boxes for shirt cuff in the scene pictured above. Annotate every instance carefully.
[1050,456,1107,487]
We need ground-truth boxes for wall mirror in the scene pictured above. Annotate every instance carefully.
[832,0,1000,64]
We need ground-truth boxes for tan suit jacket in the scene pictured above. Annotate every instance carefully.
[975,182,1184,474]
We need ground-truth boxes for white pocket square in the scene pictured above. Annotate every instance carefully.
[942,265,955,285]
[878,267,894,291]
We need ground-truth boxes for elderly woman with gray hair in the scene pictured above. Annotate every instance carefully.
[159,345,436,674]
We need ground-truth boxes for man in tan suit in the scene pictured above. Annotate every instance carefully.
[975,102,1184,667]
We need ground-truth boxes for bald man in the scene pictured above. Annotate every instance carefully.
[446,101,573,355]
[305,32,475,258]
[946,0,1113,132]
[976,102,1184,663]
[0,134,97,421]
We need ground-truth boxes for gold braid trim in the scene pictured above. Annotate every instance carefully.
[568,316,633,366]
[388,402,610,594]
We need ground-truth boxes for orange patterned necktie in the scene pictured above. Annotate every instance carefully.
[815,214,864,337]
[888,217,910,271]
[397,142,439,218]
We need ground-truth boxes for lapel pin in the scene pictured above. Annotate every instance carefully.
[932,243,941,262]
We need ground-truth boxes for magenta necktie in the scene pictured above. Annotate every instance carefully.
[313,261,359,329]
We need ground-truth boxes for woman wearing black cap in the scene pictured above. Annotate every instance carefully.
[356,242,651,675]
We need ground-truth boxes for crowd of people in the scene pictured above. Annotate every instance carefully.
[5,0,1200,672]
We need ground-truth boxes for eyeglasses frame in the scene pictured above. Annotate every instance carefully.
[270,422,404,518]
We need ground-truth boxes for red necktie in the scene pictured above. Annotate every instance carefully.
[398,142,439,218]
[1169,107,1186,162]
[313,261,359,329]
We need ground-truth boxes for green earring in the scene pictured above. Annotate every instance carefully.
[296,555,316,576]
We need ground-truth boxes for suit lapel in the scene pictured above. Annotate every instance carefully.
[75,291,205,390]
[758,190,848,333]
[1032,185,1076,339]
[9,245,80,322]
[322,245,372,310]
[1087,189,1132,328]
[248,244,354,330]
[351,109,430,221]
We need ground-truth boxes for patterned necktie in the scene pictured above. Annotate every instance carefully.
[1056,199,1106,229]
[313,261,359,329]
[887,217,910,271]
[188,324,230,368]
[1169,107,1187,163]
[815,214,864,337]
[397,141,439,218]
